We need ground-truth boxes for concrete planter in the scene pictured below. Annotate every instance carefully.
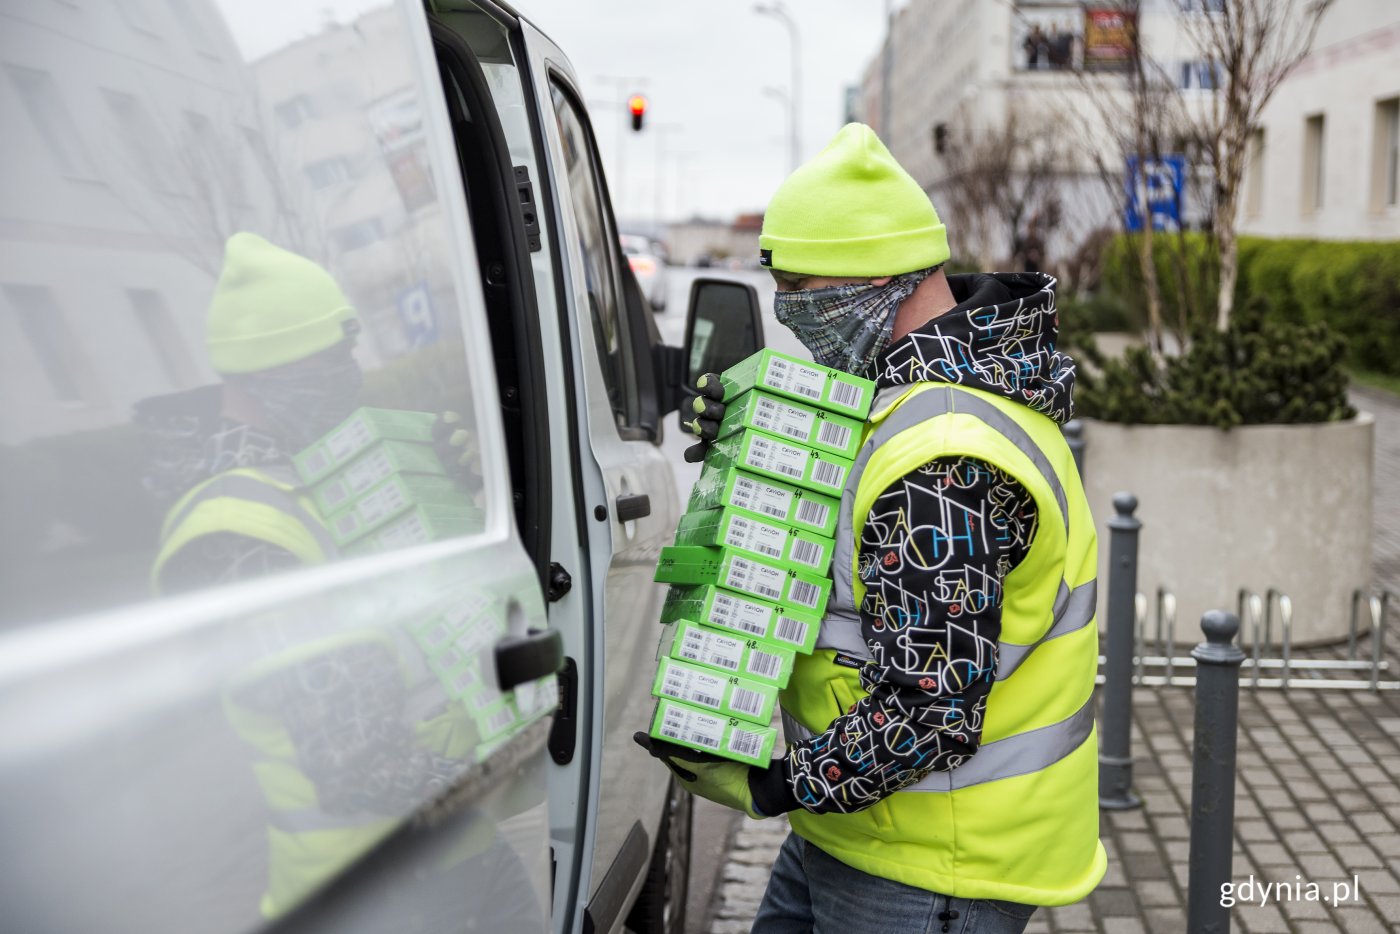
[1081,414,1374,646]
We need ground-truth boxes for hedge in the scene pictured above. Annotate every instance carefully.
[1099,234,1400,375]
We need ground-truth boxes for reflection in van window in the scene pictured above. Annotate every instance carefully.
[0,1,493,628]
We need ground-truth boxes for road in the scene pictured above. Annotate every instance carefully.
[648,264,810,934]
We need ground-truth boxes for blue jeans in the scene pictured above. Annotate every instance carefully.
[751,832,1037,934]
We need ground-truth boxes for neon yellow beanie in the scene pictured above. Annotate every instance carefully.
[759,123,949,277]
[206,232,356,374]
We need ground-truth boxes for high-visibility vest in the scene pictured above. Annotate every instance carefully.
[780,383,1106,907]
[153,466,479,917]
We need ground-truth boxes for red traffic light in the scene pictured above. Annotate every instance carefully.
[629,94,647,131]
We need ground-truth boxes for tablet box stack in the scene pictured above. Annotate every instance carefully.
[648,350,875,765]
[294,407,481,554]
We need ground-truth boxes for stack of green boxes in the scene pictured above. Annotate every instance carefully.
[648,350,875,766]
[295,407,521,755]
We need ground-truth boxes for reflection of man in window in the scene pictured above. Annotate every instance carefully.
[138,232,361,593]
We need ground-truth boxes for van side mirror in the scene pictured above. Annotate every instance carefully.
[683,278,764,388]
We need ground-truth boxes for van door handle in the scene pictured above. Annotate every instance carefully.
[615,493,651,521]
[495,628,564,692]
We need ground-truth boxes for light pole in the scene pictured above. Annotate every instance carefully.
[653,123,680,225]
[669,153,696,222]
[762,86,792,179]
[754,2,800,173]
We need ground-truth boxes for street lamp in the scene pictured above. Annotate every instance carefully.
[754,1,800,173]
[762,86,793,177]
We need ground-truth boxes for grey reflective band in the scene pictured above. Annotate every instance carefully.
[779,693,1094,792]
[903,693,1095,792]
[995,578,1097,681]
[163,472,337,558]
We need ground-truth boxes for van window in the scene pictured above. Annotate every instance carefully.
[549,81,638,430]
[0,1,497,628]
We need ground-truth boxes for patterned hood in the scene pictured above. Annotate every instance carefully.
[876,271,1076,424]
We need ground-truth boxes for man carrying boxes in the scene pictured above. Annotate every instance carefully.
[635,124,1104,931]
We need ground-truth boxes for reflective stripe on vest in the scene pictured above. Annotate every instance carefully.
[818,384,1093,682]
[782,691,1094,792]
[160,469,336,559]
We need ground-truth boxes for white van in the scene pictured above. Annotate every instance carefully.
[0,2,763,932]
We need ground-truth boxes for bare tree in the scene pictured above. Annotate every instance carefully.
[1182,0,1336,328]
[934,104,1066,273]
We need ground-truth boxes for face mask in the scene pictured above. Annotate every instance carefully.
[237,352,364,451]
[773,267,935,379]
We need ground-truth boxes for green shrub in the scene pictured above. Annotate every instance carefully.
[1076,299,1355,428]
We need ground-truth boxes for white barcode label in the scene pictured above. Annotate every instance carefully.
[342,448,393,496]
[746,435,808,479]
[451,663,480,695]
[661,663,726,710]
[794,497,830,529]
[731,686,765,717]
[726,556,784,601]
[679,627,743,671]
[817,419,852,451]
[775,614,809,647]
[355,479,409,526]
[728,726,764,759]
[374,513,430,549]
[790,538,824,569]
[764,356,825,401]
[788,579,821,609]
[483,705,516,736]
[829,379,864,411]
[326,413,372,461]
[711,592,770,637]
[752,396,814,441]
[660,704,724,750]
[812,459,845,490]
[724,515,785,559]
[746,649,782,680]
[731,475,793,519]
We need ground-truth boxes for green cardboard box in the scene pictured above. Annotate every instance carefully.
[675,507,833,575]
[649,697,777,767]
[295,407,438,484]
[706,430,852,498]
[651,656,779,724]
[312,440,447,515]
[349,503,482,554]
[655,545,831,616]
[664,618,796,688]
[326,473,468,546]
[718,348,875,420]
[717,389,864,460]
[688,466,839,538]
[660,584,821,654]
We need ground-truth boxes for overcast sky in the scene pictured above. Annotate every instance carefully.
[521,1,890,225]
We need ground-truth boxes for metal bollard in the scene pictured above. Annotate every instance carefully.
[1064,419,1086,477]
[1099,492,1142,810]
[1187,610,1246,934]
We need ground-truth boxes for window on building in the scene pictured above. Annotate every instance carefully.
[1372,97,1399,211]
[274,94,317,130]
[128,289,198,389]
[1302,113,1325,214]
[306,156,354,190]
[4,65,97,180]
[102,89,181,194]
[1244,127,1265,219]
[1178,60,1222,91]
[4,284,87,403]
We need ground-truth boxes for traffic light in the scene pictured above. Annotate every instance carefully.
[629,94,647,132]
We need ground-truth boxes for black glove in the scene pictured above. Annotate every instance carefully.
[632,732,796,818]
[681,373,725,464]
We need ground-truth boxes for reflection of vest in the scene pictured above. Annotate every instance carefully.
[153,466,479,918]
[151,466,334,592]
[780,383,1106,907]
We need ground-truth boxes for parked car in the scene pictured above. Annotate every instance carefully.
[620,234,669,311]
[0,3,762,933]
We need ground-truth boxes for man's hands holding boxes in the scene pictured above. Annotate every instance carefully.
[635,349,874,819]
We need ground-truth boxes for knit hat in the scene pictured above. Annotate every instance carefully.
[759,123,949,277]
[206,232,356,374]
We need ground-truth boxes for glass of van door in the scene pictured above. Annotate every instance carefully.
[683,279,764,386]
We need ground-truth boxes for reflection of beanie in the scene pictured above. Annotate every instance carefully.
[206,233,355,373]
[760,123,949,277]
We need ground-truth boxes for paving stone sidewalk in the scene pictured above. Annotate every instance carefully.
[694,387,1400,933]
